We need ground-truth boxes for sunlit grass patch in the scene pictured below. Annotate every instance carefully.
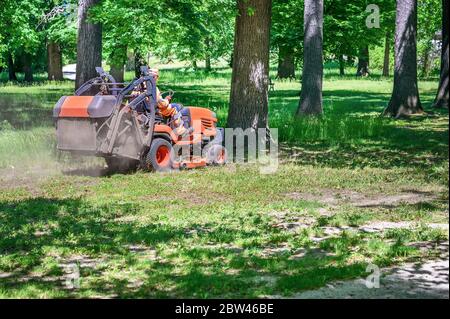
[0,127,56,169]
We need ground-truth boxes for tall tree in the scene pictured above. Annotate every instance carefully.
[134,50,146,79]
[272,0,303,80]
[384,0,423,117]
[324,0,395,78]
[434,0,449,108]
[0,0,47,83]
[227,0,272,130]
[42,1,78,81]
[91,0,163,81]
[75,0,102,89]
[277,45,296,79]
[109,45,127,83]
[338,55,345,76]
[356,45,370,76]
[47,41,63,80]
[6,53,17,81]
[382,32,391,76]
[22,53,33,82]
[296,0,323,116]
[417,0,441,78]
[205,37,212,71]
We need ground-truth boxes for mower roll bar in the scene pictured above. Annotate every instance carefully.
[75,67,119,96]
[101,66,158,155]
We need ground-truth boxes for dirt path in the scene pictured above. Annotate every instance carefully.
[292,258,449,299]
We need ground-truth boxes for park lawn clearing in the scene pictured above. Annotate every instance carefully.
[0,163,447,298]
[0,69,448,298]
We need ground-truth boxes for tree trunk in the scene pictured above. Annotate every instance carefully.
[356,45,370,76]
[109,46,127,83]
[134,50,146,78]
[383,32,390,77]
[7,53,17,81]
[47,41,63,81]
[296,0,323,116]
[110,64,124,83]
[192,60,198,69]
[205,37,212,72]
[227,0,272,130]
[434,0,449,108]
[339,55,345,76]
[277,45,296,79]
[205,56,212,71]
[384,0,423,117]
[75,0,102,90]
[22,53,33,82]
[421,44,431,77]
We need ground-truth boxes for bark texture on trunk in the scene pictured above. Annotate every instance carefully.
[356,46,370,76]
[109,46,127,83]
[47,41,63,81]
[110,64,124,83]
[134,50,146,78]
[277,45,296,79]
[297,0,323,116]
[227,0,272,130]
[75,0,102,90]
[205,37,212,72]
[434,0,449,108]
[22,53,33,82]
[421,45,431,77]
[205,56,212,71]
[7,53,17,81]
[383,32,390,77]
[385,0,423,117]
[339,55,345,76]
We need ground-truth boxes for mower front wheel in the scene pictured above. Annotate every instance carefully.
[146,138,174,172]
[206,144,228,166]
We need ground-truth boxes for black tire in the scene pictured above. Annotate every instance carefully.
[206,144,227,166]
[146,138,174,172]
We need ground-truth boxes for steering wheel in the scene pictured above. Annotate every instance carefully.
[161,89,175,100]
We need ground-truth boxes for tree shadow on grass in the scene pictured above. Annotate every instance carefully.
[280,108,449,173]
[0,197,376,298]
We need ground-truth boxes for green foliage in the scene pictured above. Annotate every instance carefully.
[159,0,236,64]
[323,0,395,59]
[417,0,442,76]
[271,0,304,62]
[0,0,78,72]
[43,1,78,64]
[90,0,235,68]
[91,0,162,65]
[369,44,393,72]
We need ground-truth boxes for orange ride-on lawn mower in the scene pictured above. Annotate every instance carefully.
[53,67,226,172]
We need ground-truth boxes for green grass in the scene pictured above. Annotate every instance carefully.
[0,67,448,298]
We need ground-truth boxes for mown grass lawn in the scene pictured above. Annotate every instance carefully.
[0,68,448,298]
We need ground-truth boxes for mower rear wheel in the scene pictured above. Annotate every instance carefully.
[146,138,174,172]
